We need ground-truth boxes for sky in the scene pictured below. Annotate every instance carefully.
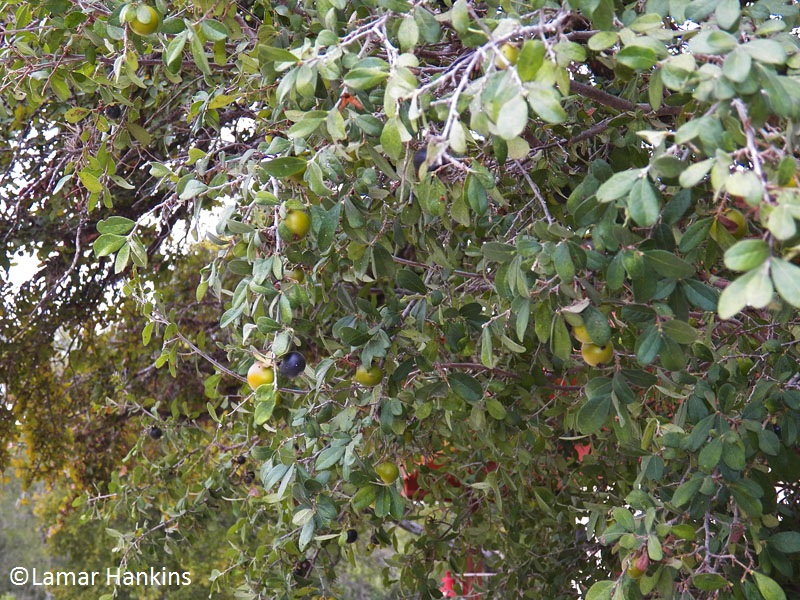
[7,254,39,290]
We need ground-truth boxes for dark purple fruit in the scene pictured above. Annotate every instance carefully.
[148,426,163,440]
[413,148,427,173]
[243,470,255,485]
[292,559,311,578]
[346,529,358,544]
[279,351,306,378]
[234,455,246,465]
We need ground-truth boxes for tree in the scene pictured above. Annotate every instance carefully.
[2,0,800,598]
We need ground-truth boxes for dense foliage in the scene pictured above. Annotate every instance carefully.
[2,0,800,598]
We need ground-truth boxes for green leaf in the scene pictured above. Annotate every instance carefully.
[448,372,483,402]
[715,0,740,28]
[585,581,614,600]
[465,173,488,215]
[682,279,719,311]
[612,372,636,404]
[312,202,340,253]
[261,157,307,178]
[684,414,715,452]
[583,305,611,346]
[743,40,787,65]
[596,169,642,202]
[287,117,324,139]
[482,242,516,263]
[165,30,187,68]
[480,327,494,369]
[178,178,208,200]
[698,437,723,472]
[767,202,797,241]
[726,171,763,205]
[647,534,663,561]
[724,239,770,271]
[64,107,90,123]
[114,242,130,274]
[757,428,781,456]
[753,571,786,600]
[576,397,611,435]
[679,218,713,253]
[396,269,427,294]
[679,158,714,188]
[688,30,737,54]
[612,507,636,531]
[315,445,346,471]
[253,397,276,425]
[672,476,702,507]
[450,0,469,34]
[646,250,695,279]
[326,108,346,141]
[512,297,530,342]
[525,82,566,124]
[299,518,315,550]
[723,47,751,82]
[397,16,418,52]
[588,31,618,51]
[550,313,572,361]
[672,524,697,540]
[343,67,389,90]
[380,118,403,162]
[770,258,800,309]
[500,334,525,353]
[495,94,529,140]
[97,216,135,235]
[388,486,406,520]
[660,320,697,345]
[413,7,440,43]
[260,46,300,65]
[768,532,800,554]
[128,236,147,268]
[627,178,661,226]
[693,573,730,591]
[517,40,545,81]
[201,19,228,41]
[351,485,378,510]
[718,263,774,319]
[93,234,126,257]
[189,28,211,76]
[142,321,154,346]
[485,397,507,420]
[635,324,661,365]
[78,170,103,194]
[617,46,657,70]
[126,122,152,146]
[553,242,575,280]
[731,483,763,518]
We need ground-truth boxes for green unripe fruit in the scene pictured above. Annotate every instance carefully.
[281,210,310,240]
[494,43,519,69]
[581,342,614,366]
[247,362,275,390]
[572,325,593,344]
[129,4,160,35]
[375,461,399,484]
[354,364,383,386]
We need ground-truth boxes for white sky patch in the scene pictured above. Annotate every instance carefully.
[6,253,40,291]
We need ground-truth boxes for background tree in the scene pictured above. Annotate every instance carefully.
[2,0,800,599]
